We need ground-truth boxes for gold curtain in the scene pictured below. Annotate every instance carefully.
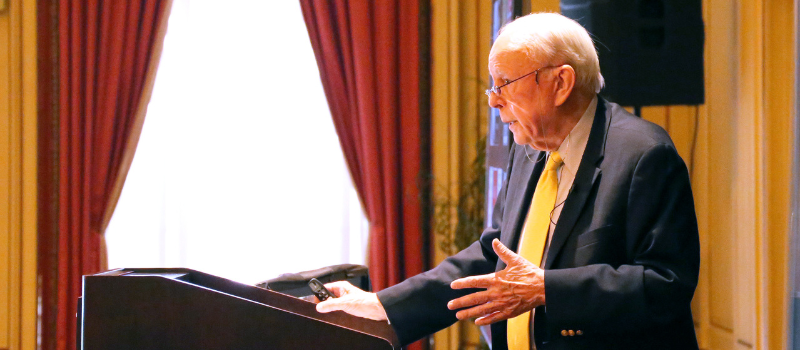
[430,0,491,348]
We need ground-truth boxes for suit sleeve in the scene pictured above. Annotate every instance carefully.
[376,146,517,346]
[543,143,700,335]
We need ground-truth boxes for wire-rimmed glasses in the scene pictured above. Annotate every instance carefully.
[485,65,561,97]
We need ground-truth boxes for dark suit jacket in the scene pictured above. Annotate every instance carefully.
[377,98,701,350]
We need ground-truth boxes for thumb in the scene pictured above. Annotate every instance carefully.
[316,297,344,313]
[492,238,522,265]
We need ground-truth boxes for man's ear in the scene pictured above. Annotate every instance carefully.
[553,65,575,106]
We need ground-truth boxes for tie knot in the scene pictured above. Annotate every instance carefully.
[546,151,563,170]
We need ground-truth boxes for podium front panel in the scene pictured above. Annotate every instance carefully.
[79,268,398,350]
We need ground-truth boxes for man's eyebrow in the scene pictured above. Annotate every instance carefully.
[488,64,507,80]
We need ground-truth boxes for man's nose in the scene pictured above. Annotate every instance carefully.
[488,91,503,109]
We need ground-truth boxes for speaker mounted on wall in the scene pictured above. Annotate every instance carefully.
[561,0,705,106]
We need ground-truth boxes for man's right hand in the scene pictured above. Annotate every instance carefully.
[315,281,389,321]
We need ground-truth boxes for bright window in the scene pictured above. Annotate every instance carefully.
[105,0,368,284]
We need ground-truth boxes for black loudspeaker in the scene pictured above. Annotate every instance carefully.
[561,0,704,106]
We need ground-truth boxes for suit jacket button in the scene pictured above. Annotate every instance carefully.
[576,330,583,336]
[561,330,568,336]
[568,330,575,336]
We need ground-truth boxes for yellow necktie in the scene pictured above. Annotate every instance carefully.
[507,151,563,350]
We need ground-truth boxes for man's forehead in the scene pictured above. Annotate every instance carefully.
[489,46,529,74]
[489,33,513,57]
[490,48,522,62]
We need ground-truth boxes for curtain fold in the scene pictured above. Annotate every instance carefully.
[42,1,172,349]
[299,1,427,349]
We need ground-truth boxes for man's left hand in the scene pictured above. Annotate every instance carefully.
[447,238,545,326]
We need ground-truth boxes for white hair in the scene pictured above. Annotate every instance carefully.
[499,12,605,94]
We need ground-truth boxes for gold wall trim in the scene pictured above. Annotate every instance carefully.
[531,0,559,13]
[761,0,793,348]
[21,0,38,348]
[1,0,37,349]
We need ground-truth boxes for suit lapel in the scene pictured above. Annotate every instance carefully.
[544,98,610,269]
[500,145,546,255]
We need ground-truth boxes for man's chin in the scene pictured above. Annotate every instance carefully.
[511,134,530,147]
[522,139,550,152]
[511,133,549,151]
[529,142,550,151]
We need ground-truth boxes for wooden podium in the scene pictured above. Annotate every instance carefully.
[77,268,399,350]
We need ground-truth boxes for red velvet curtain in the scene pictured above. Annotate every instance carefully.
[37,1,170,349]
[299,1,428,348]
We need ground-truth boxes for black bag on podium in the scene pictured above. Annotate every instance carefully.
[256,263,371,297]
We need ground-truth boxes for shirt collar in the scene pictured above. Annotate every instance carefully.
[554,96,597,174]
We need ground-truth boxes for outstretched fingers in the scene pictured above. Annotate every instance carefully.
[475,310,514,325]
[448,290,493,310]
[454,300,502,320]
[451,273,496,290]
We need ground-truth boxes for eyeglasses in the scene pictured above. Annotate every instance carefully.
[485,65,561,97]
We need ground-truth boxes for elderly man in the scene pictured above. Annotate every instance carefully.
[317,12,700,350]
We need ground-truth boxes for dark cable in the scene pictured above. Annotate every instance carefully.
[689,105,699,180]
